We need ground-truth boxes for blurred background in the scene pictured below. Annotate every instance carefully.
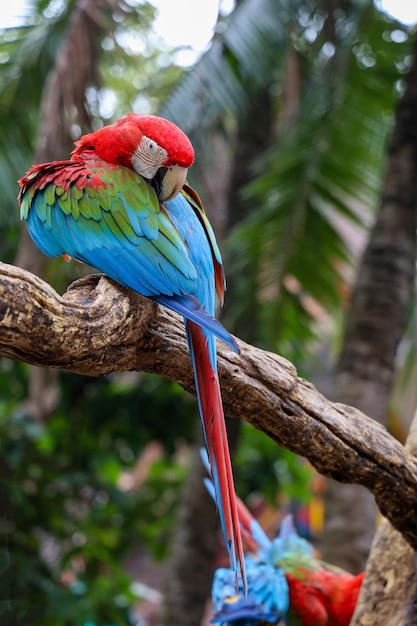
[0,0,416,624]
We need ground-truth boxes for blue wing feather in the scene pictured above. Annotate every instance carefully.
[211,557,289,625]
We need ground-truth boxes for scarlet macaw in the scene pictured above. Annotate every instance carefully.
[18,114,246,588]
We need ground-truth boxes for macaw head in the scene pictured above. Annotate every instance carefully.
[72,114,194,202]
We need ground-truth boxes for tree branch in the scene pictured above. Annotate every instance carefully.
[1,260,417,550]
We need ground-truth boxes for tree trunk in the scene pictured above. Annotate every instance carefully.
[351,412,417,625]
[161,432,220,626]
[322,34,417,573]
[15,0,120,422]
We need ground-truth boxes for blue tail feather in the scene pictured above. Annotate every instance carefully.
[155,294,239,354]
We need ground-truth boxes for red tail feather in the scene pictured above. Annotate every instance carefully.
[187,321,246,591]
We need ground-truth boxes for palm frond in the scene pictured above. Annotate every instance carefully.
[160,0,299,148]
[226,6,412,350]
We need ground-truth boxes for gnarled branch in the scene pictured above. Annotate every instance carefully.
[1,260,417,550]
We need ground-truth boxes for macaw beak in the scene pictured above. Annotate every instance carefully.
[157,164,188,202]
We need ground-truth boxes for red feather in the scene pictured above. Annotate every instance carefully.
[286,569,364,626]
[187,320,246,590]
[71,114,194,170]
[286,573,329,626]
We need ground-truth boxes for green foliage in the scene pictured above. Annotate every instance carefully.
[0,362,193,625]
[235,423,312,505]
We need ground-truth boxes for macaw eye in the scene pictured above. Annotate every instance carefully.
[147,139,158,152]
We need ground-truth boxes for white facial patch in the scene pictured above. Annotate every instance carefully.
[131,135,168,179]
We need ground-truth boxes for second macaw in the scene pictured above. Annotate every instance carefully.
[238,498,364,626]
[203,451,364,626]
[18,113,246,589]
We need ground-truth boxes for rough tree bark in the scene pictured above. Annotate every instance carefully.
[2,263,417,558]
[322,34,417,574]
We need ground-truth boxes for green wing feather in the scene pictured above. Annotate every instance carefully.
[20,158,201,298]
